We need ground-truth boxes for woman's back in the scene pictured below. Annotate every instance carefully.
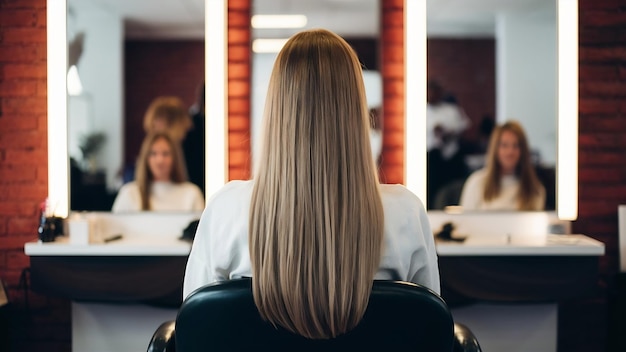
[184,29,439,340]
[183,181,439,298]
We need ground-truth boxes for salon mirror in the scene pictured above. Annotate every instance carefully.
[65,0,205,211]
[425,0,557,211]
[48,0,577,220]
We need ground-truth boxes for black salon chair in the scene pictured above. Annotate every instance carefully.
[147,278,481,352]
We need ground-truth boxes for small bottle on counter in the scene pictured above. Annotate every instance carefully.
[37,200,55,243]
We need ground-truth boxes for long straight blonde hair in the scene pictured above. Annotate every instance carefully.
[249,29,384,339]
[483,120,543,210]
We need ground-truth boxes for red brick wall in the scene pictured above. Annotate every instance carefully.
[124,40,205,166]
[562,1,626,350]
[575,0,626,279]
[379,0,404,184]
[228,0,251,180]
[0,0,71,351]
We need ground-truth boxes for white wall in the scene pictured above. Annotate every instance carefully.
[496,8,557,166]
[68,3,123,191]
[251,52,278,171]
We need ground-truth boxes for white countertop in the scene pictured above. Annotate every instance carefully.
[27,211,602,257]
[25,234,605,257]
[24,235,191,256]
[436,234,605,256]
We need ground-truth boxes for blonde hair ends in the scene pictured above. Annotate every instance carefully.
[249,29,384,339]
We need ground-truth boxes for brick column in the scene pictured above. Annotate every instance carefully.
[379,0,404,184]
[227,0,251,180]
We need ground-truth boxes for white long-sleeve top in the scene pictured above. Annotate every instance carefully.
[459,168,545,211]
[183,180,440,299]
[111,181,205,212]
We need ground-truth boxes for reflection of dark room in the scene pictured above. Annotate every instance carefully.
[427,38,496,209]
[124,40,206,168]
[427,38,495,146]
[70,157,117,211]
[426,39,556,211]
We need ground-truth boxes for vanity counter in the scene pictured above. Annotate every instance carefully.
[23,220,605,352]
[24,235,191,256]
[436,234,605,256]
[25,233,604,257]
[24,212,198,305]
[437,234,604,304]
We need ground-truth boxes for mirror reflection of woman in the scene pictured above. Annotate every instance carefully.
[459,120,545,211]
[122,96,193,184]
[112,132,204,212]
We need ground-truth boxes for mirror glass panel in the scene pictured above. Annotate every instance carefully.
[67,0,205,211]
[250,0,381,166]
[426,0,556,211]
[53,0,571,216]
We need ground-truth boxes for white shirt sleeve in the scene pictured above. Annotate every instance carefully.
[378,185,441,294]
[182,209,213,299]
[407,195,441,294]
[189,184,206,211]
[182,181,252,300]
[459,170,485,210]
[111,183,140,212]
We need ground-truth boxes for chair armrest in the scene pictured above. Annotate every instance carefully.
[453,323,482,352]
[147,321,176,352]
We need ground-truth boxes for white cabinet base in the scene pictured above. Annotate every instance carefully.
[452,303,557,352]
[72,302,177,352]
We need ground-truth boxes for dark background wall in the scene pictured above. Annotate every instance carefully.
[427,38,496,142]
[124,40,205,167]
[1,0,625,351]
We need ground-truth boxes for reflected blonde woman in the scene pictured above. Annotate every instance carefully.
[459,120,545,210]
[112,132,204,212]
[183,29,439,339]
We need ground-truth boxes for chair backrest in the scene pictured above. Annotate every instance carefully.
[175,278,454,352]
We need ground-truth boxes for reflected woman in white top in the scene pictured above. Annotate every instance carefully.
[112,132,204,212]
[183,29,439,340]
[459,120,545,211]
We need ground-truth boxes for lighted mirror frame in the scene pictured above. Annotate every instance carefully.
[404,0,579,220]
[47,0,228,217]
[47,0,68,217]
[49,0,576,220]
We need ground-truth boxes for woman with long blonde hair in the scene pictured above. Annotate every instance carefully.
[112,132,204,212]
[183,29,439,339]
[459,120,545,210]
